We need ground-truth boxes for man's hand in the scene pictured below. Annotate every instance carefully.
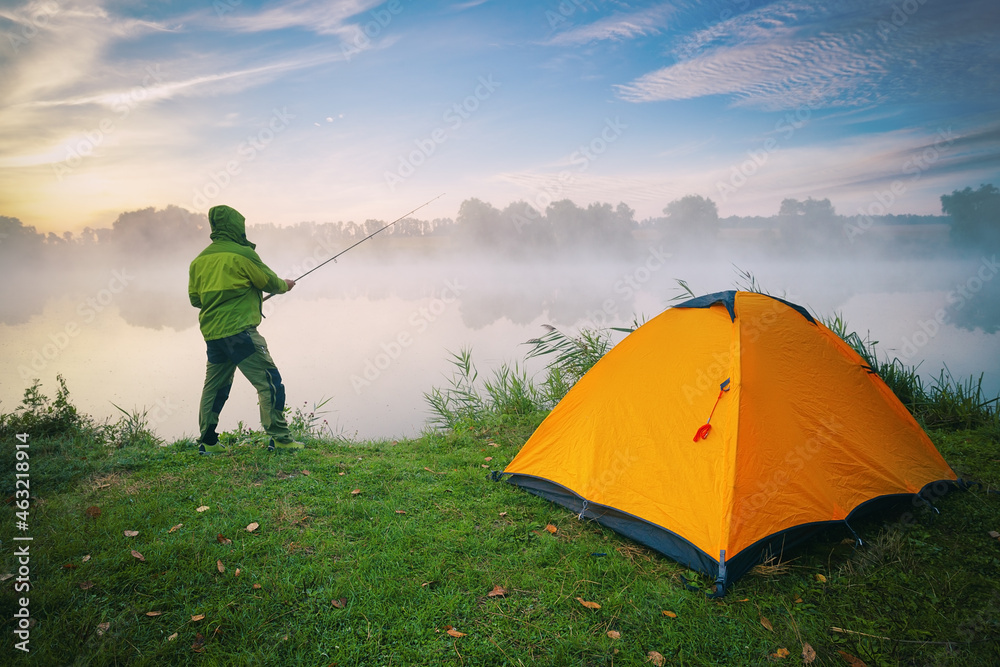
[284,278,296,291]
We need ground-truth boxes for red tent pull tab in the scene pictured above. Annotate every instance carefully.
[693,378,731,442]
[693,423,712,441]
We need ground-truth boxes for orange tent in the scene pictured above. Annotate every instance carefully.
[501,291,957,592]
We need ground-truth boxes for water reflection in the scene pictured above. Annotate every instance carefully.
[2,256,999,442]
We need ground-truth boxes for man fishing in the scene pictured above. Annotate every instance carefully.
[188,204,305,454]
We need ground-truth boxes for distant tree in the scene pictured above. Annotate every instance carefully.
[502,201,554,252]
[362,219,384,237]
[579,202,633,249]
[0,217,49,324]
[427,217,457,237]
[545,199,583,249]
[941,184,1000,247]
[0,216,45,264]
[662,195,719,238]
[778,197,836,221]
[457,198,505,248]
[110,206,207,258]
[776,197,842,249]
[613,202,637,229]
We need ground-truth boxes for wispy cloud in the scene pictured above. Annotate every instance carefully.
[451,0,491,11]
[616,0,1000,110]
[18,51,349,112]
[545,3,675,46]
[618,32,883,109]
[223,0,383,37]
[0,0,371,172]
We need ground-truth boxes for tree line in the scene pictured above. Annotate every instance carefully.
[1,184,996,270]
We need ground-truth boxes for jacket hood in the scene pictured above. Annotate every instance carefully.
[208,205,256,249]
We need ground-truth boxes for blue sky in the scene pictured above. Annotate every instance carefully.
[2,0,998,231]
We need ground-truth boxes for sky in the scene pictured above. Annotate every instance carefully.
[1,0,999,232]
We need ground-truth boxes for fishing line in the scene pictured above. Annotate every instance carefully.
[263,193,445,302]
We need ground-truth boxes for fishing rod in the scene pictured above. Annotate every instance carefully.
[263,193,445,301]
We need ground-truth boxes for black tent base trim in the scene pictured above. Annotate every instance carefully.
[501,472,963,595]
[503,472,720,581]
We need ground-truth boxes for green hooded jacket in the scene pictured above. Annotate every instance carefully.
[188,205,288,341]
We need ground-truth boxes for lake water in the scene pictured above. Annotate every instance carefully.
[2,252,998,443]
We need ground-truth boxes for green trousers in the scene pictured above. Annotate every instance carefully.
[198,327,292,445]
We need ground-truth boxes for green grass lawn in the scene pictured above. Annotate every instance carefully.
[2,412,999,666]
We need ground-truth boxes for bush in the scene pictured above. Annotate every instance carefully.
[0,375,84,439]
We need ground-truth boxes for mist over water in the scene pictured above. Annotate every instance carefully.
[2,203,998,442]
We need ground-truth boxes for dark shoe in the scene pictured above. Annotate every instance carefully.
[268,438,304,452]
[199,442,227,455]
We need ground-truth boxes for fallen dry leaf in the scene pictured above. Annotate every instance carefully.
[253,583,262,590]
[446,627,466,638]
[662,610,677,618]
[488,442,499,447]
[499,511,507,517]
[989,530,1000,540]
[484,456,493,462]
[772,647,790,659]
[216,560,224,573]
[196,505,209,512]
[131,550,146,562]
[646,650,666,666]
[802,642,817,664]
[85,506,102,519]
[487,584,508,597]
[167,632,178,642]
[837,650,868,666]
[234,568,241,577]
[96,622,110,636]
[607,630,621,639]
[123,530,139,538]
[338,471,345,476]
[191,614,205,621]
[145,611,163,617]
[82,554,91,562]
[575,597,601,610]
[481,464,489,468]
[545,523,558,534]
[246,522,259,532]
[814,573,827,583]
[395,510,407,514]
[350,489,362,495]
[301,469,311,476]
[761,616,774,631]
[216,534,232,545]
[79,580,94,590]
[795,597,804,603]
[331,597,347,609]
[169,524,183,533]
[191,633,206,652]
[62,563,77,569]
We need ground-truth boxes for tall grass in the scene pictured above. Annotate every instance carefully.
[424,348,544,429]
[823,313,998,430]
[524,324,614,388]
[107,403,164,449]
[287,396,339,441]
